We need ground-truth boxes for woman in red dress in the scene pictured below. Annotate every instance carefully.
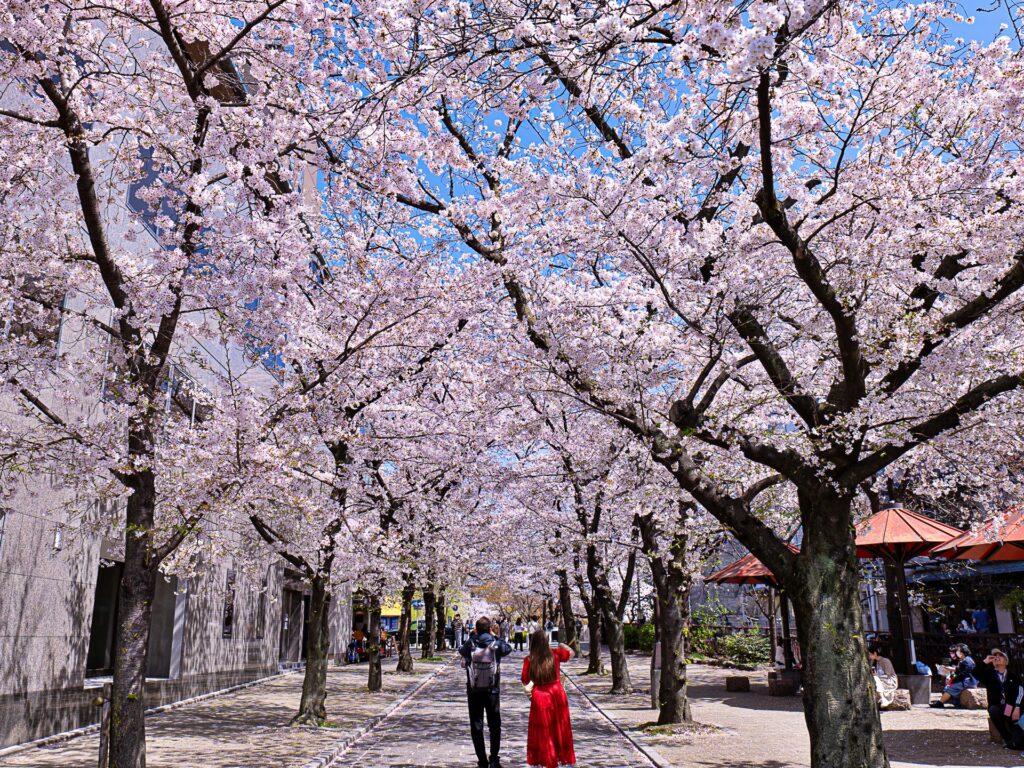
[521,629,576,768]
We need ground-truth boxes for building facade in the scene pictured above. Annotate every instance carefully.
[0,39,353,748]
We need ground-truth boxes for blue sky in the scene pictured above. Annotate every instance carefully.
[948,1,1022,43]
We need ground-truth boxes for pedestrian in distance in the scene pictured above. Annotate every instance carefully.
[452,613,465,649]
[521,629,576,768]
[460,617,512,768]
[527,616,540,649]
[973,605,992,634]
[512,618,526,652]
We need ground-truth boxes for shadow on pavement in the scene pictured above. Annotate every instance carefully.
[685,681,805,712]
[886,728,1024,767]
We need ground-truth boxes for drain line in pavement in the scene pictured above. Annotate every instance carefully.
[562,672,669,768]
[302,659,453,768]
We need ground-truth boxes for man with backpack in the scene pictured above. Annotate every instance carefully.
[459,616,512,768]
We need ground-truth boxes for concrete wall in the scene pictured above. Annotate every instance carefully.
[0,504,353,748]
[0,487,96,697]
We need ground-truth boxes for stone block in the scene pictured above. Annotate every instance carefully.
[960,687,988,710]
[768,677,799,696]
[881,689,911,711]
[725,676,750,692]
[989,717,1004,744]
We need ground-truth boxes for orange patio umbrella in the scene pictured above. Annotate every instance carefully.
[706,552,782,586]
[932,504,1024,562]
[855,508,964,673]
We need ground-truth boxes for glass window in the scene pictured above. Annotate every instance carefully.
[222,569,236,639]
[254,572,268,640]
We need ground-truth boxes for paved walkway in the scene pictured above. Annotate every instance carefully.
[344,650,653,767]
[565,654,1024,768]
[1,660,445,768]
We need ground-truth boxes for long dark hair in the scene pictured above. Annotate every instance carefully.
[528,629,557,685]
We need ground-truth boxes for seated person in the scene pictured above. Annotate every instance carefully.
[774,636,786,668]
[975,648,1023,748]
[346,632,360,663]
[931,643,977,708]
[867,643,898,708]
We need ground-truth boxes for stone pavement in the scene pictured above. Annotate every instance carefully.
[0,660,446,768]
[565,653,1024,768]
[344,650,653,767]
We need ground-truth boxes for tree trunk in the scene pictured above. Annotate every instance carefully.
[576,572,602,675]
[586,544,631,693]
[435,587,447,651]
[109,469,158,768]
[557,570,580,655]
[421,586,436,659]
[292,575,331,725]
[789,492,889,768]
[655,586,691,724]
[637,508,692,724]
[396,578,415,673]
[367,593,383,692]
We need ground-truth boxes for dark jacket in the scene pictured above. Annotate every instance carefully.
[459,632,512,694]
[976,662,1024,710]
[951,655,977,685]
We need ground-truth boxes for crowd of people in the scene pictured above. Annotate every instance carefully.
[935,606,994,635]
[867,639,1024,751]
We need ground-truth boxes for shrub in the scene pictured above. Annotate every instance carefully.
[689,600,730,658]
[623,623,640,650]
[639,623,655,653]
[723,630,772,665]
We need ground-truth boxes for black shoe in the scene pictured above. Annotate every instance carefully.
[489,761,503,768]
[929,701,945,708]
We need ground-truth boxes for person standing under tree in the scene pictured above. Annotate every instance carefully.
[512,618,526,652]
[521,630,576,768]
[460,617,512,768]
[527,616,540,649]
[452,613,465,649]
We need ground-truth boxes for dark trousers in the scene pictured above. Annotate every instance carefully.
[513,633,524,652]
[990,704,1021,747]
[467,689,501,767]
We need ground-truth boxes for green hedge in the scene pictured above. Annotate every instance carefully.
[623,623,640,650]
[622,623,656,652]
[624,620,767,664]
[722,630,772,665]
[639,623,655,652]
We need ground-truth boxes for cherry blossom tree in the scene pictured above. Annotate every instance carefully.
[322,2,1024,765]
[0,3,344,764]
